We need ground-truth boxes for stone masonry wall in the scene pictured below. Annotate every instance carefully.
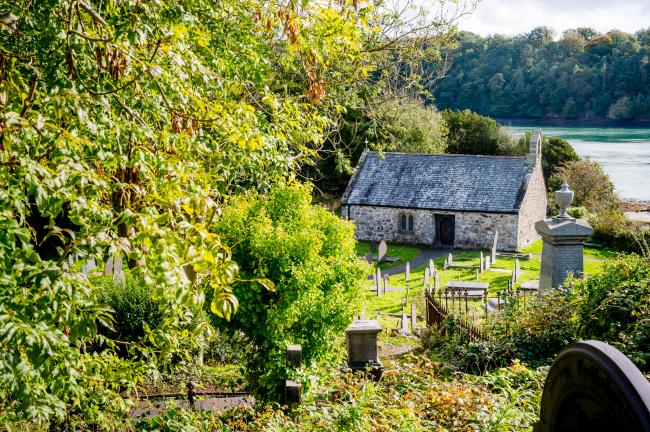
[344,205,519,250]
[517,160,547,249]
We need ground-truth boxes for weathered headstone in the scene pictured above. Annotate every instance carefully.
[447,253,453,265]
[443,258,448,269]
[378,240,388,263]
[535,182,593,290]
[484,256,491,271]
[376,268,381,296]
[382,274,388,294]
[104,255,114,275]
[284,380,301,406]
[346,320,383,379]
[433,271,439,293]
[400,313,410,335]
[537,340,650,432]
[405,262,410,281]
[476,269,480,280]
[410,302,417,333]
[491,230,499,264]
[365,252,373,265]
[87,258,96,271]
[370,241,377,252]
[515,259,521,282]
[286,344,302,368]
[114,254,123,274]
[429,259,435,276]
[423,268,430,287]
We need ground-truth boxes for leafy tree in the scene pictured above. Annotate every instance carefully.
[0,0,374,427]
[553,158,617,214]
[433,27,650,120]
[541,136,580,184]
[443,109,517,155]
[209,183,366,400]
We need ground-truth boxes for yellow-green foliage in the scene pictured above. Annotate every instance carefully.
[210,184,367,400]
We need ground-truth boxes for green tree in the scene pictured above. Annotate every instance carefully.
[553,158,617,213]
[443,109,516,155]
[209,184,366,400]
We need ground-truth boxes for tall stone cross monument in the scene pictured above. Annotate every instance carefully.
[535,181,593,290]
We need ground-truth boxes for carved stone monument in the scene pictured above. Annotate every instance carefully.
[536,340,650,432]
[346,320,383,379]
[535,182,593,290]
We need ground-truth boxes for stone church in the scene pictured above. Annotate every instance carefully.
[341,130,547,250]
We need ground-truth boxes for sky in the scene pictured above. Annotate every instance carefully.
[458,0,650,37]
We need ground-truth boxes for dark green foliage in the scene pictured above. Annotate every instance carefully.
[542,137,580,181]
[442,109,519,155]
[95,273,163,343]
[591,209,650,254]
[575,255,650,370]
[434,28,650,120]
[208,183,366,401]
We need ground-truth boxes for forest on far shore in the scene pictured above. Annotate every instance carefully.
[432,27,650,121]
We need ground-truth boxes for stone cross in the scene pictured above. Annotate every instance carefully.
[491,230,499,264]
[104,255,114,275]
[405,262,410,281]
[378,240,387,263]
[410,302,417,333]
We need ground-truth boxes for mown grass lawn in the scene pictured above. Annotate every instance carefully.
[355,241,421,270]
[362,241,609,327]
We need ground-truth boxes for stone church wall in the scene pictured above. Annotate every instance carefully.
[343,205,519,250]
[517,161,547,249]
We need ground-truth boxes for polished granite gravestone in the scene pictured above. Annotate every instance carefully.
[536,340,650,432]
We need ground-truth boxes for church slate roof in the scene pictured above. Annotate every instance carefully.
[341,151,532,214]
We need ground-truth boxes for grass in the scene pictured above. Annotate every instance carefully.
[356,241,420,270]
[522,240,620,261]
[363,243,609,325]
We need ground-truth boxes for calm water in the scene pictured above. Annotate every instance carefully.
[505,126,650,201]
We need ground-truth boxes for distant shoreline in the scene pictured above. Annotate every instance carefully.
[496,118,650,128]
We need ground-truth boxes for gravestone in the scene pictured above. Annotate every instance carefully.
[535,182,593,290]
[346,320,383,379]
[382,274,388,294]
[284,380,301,407]
[476,269,480,281]
[378,240,388,263]
[87,258,96,271]
[410,303,417,333]
[447,253,453,265]
[536,340,650,432]
[376,268,381,297]
[104,255,114,275]
[484,256,491,271]
[68,254,75,267]
[423,268,430,287]
[480,251,484,272]
[433,271,439,293]
[429,259,435,276]
[515,259,521,281]
[405,262,410,281]
[63,262,69,270]
[286,344,302,368]
[365,252,373,265]
[443,258,448,269]
[400,313,410,335]
[370,241,377,252]
[491,230,498,264]
[114,254,123,274]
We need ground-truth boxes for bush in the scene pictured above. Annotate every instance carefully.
[443,109,518,155]
[591,208,650,254]
[574,255,650,371]
[95,272,163,344]
[208,183,366,401]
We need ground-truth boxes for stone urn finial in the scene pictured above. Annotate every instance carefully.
[555,181,574,219]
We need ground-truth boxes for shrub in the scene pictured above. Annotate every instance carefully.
[552,158,617,214]
[443,109,517,155]
[95,273,163,344]
[208,183,366,401]
[574,255,650,371]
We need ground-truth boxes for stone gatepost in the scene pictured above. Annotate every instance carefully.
[346,320,383,380]
[535,182,593,290]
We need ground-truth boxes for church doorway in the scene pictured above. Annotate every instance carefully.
[434,214,455,246]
